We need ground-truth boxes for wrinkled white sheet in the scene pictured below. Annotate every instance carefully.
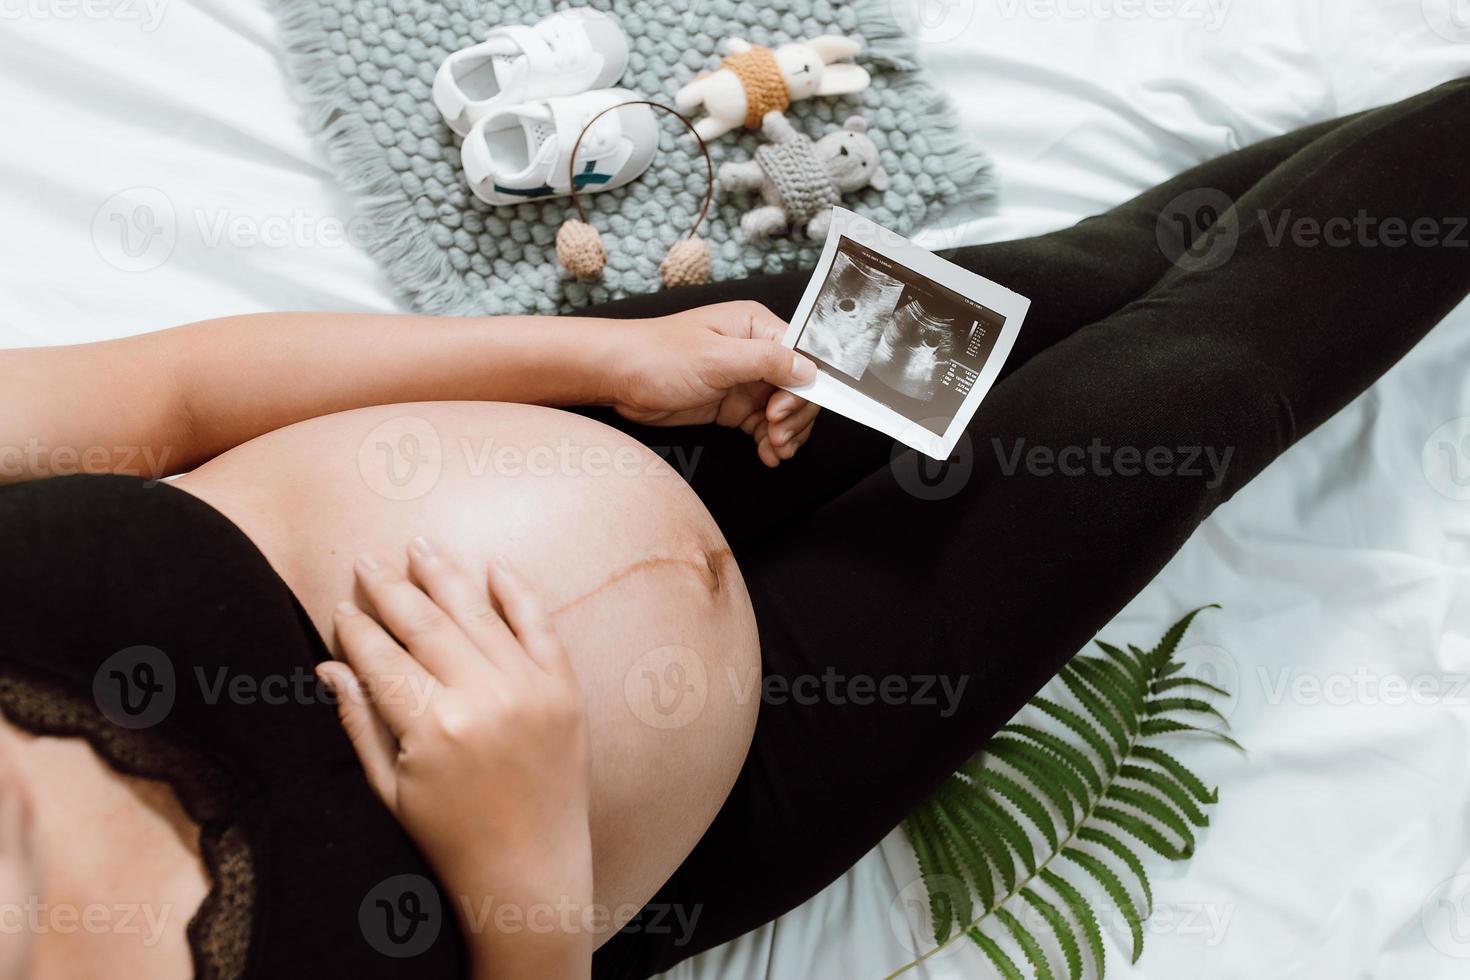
[3,1,1470,977]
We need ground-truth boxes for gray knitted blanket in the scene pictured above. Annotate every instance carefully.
[274,0,993,315]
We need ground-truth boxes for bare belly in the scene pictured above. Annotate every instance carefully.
[21,402,760,976]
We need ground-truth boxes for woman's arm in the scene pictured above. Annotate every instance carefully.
[1,312,614,484]
[0,303,821,483]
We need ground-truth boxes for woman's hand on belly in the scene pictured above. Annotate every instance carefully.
[322,540,593,980]
[600,302,824,467]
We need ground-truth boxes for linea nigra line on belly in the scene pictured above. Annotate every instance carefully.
[549,548,733,617]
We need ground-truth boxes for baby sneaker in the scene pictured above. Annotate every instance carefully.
[460,88,657,206]
[434,8,630,137]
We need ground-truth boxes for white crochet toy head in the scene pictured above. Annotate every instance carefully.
[815,115,889,193]
[674,34,871,142]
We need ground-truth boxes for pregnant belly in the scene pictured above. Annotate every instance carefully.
[173,401,760,930]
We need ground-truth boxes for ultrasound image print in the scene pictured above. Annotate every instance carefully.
[792,233,1009,437]
[797,248,905,380]
[866,299,960,400]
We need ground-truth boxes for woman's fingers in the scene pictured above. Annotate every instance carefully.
[354,553,484,685]
[768,400,821,449]
[317,660,399,807]
[487,558,569,677]
[333,599,433,737]
[406,538,521,672]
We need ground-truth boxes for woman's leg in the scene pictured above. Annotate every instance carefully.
[594,77,1470,975]
[574,111,1364,553]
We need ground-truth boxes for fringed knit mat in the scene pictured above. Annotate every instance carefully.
[274,0,993,315]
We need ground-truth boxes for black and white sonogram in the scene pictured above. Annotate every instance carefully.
[781,208,1030,460]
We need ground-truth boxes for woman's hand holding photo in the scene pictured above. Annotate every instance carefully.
[609,302,825,467]
[320,541,593,980]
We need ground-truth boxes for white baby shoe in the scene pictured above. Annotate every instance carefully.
[434,9,630,137]
[460,89,657,207]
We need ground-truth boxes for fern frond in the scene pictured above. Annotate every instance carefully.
[986,737,1087,830]
[1059,671,1132,756]
[1118,764,1209,826]
[995,906,1055,980]
[970,927,1027,980]
[1140,717,1244,752]
[1061,847,1145,962]
[1000,725,1106,797]
[1151,675,1231,699]
[1032,697,1120,774]
[892,608,1237,980]
[970,767,1062,852]
[1021,887,1084,980]
[1041,869,1106,976]
[1131,745,1218,804]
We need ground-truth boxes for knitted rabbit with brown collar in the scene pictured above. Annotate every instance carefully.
[674,35,871,142]
[719,111,890,241]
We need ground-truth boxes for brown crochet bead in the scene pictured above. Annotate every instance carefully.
[556,219,607,279]
[720,46,791,129]
[660,236,711,287]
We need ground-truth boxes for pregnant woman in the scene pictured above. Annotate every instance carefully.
[2,78,1468,979]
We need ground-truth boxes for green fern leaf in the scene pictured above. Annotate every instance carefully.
[1021,887,1085,980]
[892,607,1236,980]
[1146,604,1220,669]
[1041,869,1107,978]
[1104,785,1196,853]
[995,906,1055,980]
[1000,725,1106,797]
[970,927,1027,980]
[1118,764,1209,826]
[1075,826,1154,913]
[1141,717,1244,752]
[1073,656,1147,725]
[1131,745,1218,804]
[972,767,1063,852]
[986,737,1088,828]
[1146,697,1232,727]
[941,781,1022,894]
[1093,805,1189,860]
[974,791,1040,875]
[904,811,959,943]
[1151,675,1231,699]
[1059,671,1132,756]
[1032,697,1121,774]
[1062,847,1145,963]
[1094,640,1147,688]
[933,804,997,911]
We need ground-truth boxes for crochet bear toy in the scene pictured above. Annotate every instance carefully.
[718,111,890,241]
[675,36,871,142]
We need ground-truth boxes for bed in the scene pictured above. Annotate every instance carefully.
[3,0,1470,976]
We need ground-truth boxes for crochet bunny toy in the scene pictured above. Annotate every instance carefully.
[719,111,890,241]
[675,35,871,142]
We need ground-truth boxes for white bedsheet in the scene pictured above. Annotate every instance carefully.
[3,2,1470,977]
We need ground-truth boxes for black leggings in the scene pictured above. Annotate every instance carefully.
[589,77,1470,977]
